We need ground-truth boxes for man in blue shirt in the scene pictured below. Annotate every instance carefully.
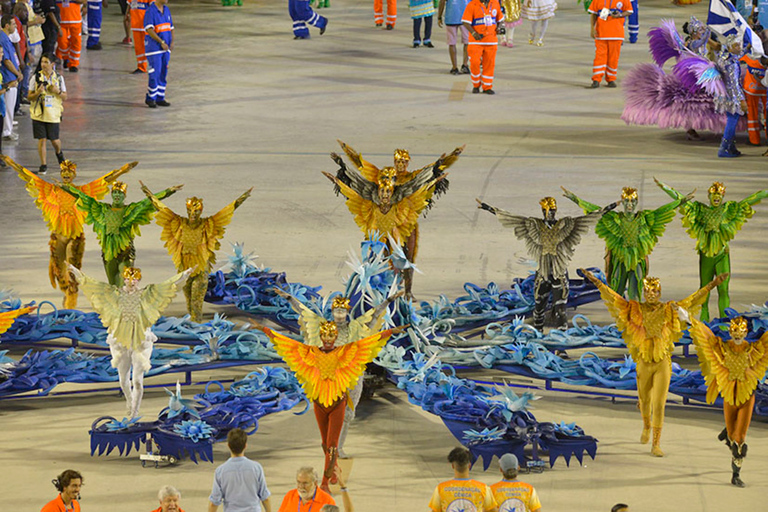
[437,0,470,74]
[143,0,173,108]
[0,15,22,142]
[208,428,272,512]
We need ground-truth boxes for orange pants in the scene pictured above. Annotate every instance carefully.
[314,396,347,487]
[374,0,396,26]
[592,39,622,83]
[131,9,147,72]
[56,23,82,67]
[468,44,497,91]
[745,92,766,145]
[724,395,755,444]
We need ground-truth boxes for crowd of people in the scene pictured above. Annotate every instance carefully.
[0,0,173,174]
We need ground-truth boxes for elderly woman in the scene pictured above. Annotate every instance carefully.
[152,485,184,512]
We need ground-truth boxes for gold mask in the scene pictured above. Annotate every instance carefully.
[332,296,351,310]
[393,149,411,164]
[729,317,748,340]
[122,266,142,282]
[621,187,638,201]
[539,197,557,212]
[319,321,338,340]
[186,197,204,215]
[643,277,661,296]
[112,181,128,194]
[708,182,726,196]
[59,160,77,179]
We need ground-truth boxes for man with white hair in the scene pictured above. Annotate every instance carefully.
[277,467,335,512]
[151,485,185,512]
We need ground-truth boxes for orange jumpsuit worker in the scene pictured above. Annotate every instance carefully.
[462,0,503,95]
[588,0,631,88]
[374,0,397,28]
[56,0,85,72]
[129,0,149,73]
[740,53,766,145]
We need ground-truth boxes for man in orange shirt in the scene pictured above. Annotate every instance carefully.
[41,469,83,512]
[151,486,185,512]
[462,0,503,94]
[740,51,766,145]
[491,454,542,512]
[588,0,631,88]
[429,447,498,512]
[129,0,149,73]
[278,467,335,512]
[55,0,84,72]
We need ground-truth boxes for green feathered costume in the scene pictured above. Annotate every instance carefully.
[656,179,768,321]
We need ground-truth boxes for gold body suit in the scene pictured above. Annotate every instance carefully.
[141,183,252,322]
[8,157,136,308]
[583,269,723,456]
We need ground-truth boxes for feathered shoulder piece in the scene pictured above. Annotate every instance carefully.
[648,19,687,67]
[673,55,726,97]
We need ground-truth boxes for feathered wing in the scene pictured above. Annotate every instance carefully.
[493,209,543,259]
[71,267,123,333]
[262,327,323,401]
[676,280,714,319]
[389,179,439,242]
[397,146,463,204]
[296,303,324,347]
[334,178,379,238]
[331,153,379,200]
[338,140,381,183]
[321,329,393,407]
[0,306,36,335]
[745,331,768,401]
[688,318,725,404]
[648,19,689,67]
[348,307,383,342]
[673,56,726,97]
[154,206,186,270]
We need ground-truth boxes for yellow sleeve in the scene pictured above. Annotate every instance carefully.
[483,485,498,511]
[428,486,442,512]
[529,487,542,511]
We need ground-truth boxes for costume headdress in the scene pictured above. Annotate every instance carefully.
[621,187,638,201]
[729,317,748,339]
[331,296,351,310]
[643,276,661,296]
[186,196,204,215]
[377,168,397,192]
[539,197,557,211]
[122,266,142,282]
[59,160,77,178]
[688,16,704,34]
[725,33,740,49]
[393,149,411,163]
[112,181,127,194]
[319,321,338,340]
[708,182,726,195]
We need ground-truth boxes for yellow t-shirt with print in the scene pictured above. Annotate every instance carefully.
[491,480,542,512]
[429,479,497,512]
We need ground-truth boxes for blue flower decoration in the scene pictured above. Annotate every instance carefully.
[105,417,142,431]
[173,420,215,443]
[463,426,505,445]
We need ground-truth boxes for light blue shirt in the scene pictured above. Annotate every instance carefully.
[209,456,271,512]
[445,0,471,25]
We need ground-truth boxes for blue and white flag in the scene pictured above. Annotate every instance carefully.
[708,0,765,55]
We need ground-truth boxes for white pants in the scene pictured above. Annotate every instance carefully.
[3,86,17,136]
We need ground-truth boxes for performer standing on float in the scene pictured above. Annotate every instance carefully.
[64,180,183,286]
[140,181,252,322]
[273,289,402,457]
[7,157,136,308]
[327,141,463,298]
[476,196,617,331]
[258,320,402,493]
[655,178,767,321]
[582,269,727,457]
[680,314,768,487]
[70,265,190,417]
[562,186,687,300]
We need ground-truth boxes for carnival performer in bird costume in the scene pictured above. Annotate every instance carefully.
[655,179,767,321]
[139,181,252,322]
[258,319,403,492]
[274,289,402,457]
[64,181,183,286]
[7,157,137,308]
[621,18,739,141]
[476,196,617,331]
[326,140,463,298]
[680,314,768,487]
[582,269,727,456]
[70,265,190,417]
[562,186,687,300]
[0,305,36,336]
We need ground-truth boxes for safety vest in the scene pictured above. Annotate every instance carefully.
[740,54,766,95]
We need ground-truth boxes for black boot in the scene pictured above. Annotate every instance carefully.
[56,152,65,164]
[718,427,731,448]
[731,460,745,487]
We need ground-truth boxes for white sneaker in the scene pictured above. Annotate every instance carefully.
[12,120,17,126]
[3,132,19,141]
